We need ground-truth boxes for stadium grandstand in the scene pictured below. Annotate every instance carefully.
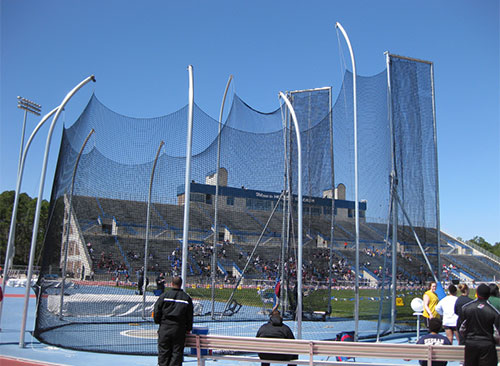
[18,54,497,356]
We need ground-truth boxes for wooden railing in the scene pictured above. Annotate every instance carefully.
[185,334,500,366]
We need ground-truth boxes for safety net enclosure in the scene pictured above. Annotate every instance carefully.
[34,54,441,355]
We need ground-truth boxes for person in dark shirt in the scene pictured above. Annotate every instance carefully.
[460,283,500,366]
[256,309,298,366]
[153,277,194,366]
[156,272,166,294]
[488,283,500,311]
[137,268,149,295]
[454,283,473,345]
[416,318,451,366]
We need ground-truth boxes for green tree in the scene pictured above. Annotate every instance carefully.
[491,242,500,257]
[0,190,49,266]
[467,236,500,257]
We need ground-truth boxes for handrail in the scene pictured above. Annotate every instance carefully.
[185,334,500,365]
[442,230,500,265]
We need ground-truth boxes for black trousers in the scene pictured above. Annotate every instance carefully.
[464,341,498,366]
[158,331,186,366]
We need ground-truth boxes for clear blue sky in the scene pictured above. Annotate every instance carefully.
[1,1,498,244]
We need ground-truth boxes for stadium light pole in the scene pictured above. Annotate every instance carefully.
[16,97,41,175]
[8,97,41,275]
[143,140,165,316]
[211,74,233,318]
[181,65,194,289]
[20,75,96,348]
[278,92,303,339]
[335,22,360,341]
[59,129,95,319]
[0,106,58,332]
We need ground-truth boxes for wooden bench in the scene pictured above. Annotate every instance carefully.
[185,334,500,366]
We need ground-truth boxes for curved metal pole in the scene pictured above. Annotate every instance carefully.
[143,140,165,317]
[385,52,398,335]
[327,87,335,316]
[59,129,95,319]
[211,75,233,318]
[279,92,302,339]
[335,22,360,341]
[181,65,194,289]
[0,106,59,330]
[20,75,96,348]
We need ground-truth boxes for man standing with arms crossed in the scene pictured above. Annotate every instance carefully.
[154,277,194,366]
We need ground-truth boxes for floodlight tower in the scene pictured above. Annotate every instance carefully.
[0,106,58,332]
[0,97,42,331]
[8,97,42,271]
[17,97,41,173]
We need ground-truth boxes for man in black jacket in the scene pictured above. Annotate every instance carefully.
[256,309,298,366]
[460,283,500,366]
[154,277,194,366]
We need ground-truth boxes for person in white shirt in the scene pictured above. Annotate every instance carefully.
[435,284,458,344]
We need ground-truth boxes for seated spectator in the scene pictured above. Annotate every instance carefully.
[256,307,298,366]
[416,318,451,366]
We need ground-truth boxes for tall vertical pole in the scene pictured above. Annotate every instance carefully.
[327,87,335,316]
[385,52,398,334]
[59,129,95,319]
[181,65,194,289]
[17,110,29,175]
[0,106,58,331]
[279,92,302,338]
[430,63,441,282]
[335,22,359,341]
[143,140,165,316]
[20,75,96,348]
[280,100,288,312]
[16,98,41,176]
[280,101,290,313]
[211,75,233,318]
[7,98,42,286]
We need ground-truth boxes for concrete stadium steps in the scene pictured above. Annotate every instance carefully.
[444,254,498,282]
[72,195,102,222]
[83,233,123,272]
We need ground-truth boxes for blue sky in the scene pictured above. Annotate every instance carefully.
[1,1,498,244]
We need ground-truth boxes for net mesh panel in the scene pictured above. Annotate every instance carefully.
[389,56,439,281]
[35,58,438,354]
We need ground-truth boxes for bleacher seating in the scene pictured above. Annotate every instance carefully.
[69,195,499,285]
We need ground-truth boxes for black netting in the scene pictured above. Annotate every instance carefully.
[389,56,440,279]
[35,57,440,354]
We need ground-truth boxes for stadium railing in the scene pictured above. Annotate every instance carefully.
[442,230,500,265]
[185,334,500,366]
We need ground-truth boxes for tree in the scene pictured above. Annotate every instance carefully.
[467,236,500,257]
[0,191,49,266]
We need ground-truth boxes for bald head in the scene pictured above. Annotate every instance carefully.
[172,276,182,289]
